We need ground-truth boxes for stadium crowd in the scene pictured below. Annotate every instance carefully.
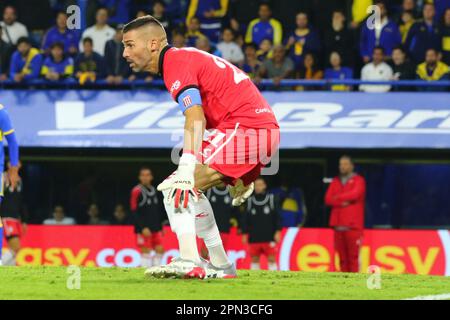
[0,0,449,91]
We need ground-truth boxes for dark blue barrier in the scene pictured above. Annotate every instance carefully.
[1,79,449,89]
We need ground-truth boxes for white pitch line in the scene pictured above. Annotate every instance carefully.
[403,293,450,300]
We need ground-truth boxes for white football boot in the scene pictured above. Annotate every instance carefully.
[144,257,206,279]
[202,258,238,279]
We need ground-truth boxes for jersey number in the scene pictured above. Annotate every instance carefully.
[212,56,249,85]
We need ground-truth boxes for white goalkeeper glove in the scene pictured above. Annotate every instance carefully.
[157,153,199,209]
[229,179,254,206]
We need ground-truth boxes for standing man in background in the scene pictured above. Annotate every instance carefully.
[130,167,166,268]
[241,177,281,271]
[325,155,366,273]
[0,161,26,266]
[0,104,20,266]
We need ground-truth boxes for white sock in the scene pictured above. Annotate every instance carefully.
[141,253,152,267]
[162,189,201,264]
[194,195,231,267]
[2,250,16,266]
[208,245,231,268]
[152,253,163,266]
[177,233,201,263]
[251,262,260,270]
[268,262,278,271]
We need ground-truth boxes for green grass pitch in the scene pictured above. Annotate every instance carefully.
[0,266,449,300]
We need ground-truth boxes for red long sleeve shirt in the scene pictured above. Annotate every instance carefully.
[325,174,366,230]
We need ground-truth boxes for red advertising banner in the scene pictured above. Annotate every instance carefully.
[2,225,449,276]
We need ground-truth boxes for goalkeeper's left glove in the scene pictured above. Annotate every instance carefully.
[157,153,199,209]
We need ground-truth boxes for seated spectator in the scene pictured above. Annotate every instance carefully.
[416,48,449,86]
[0,6,28,46]
[86,204,109,225]
[390,46,416,81]
[442,8,450,65]
[43,205,76,225]
[104,24,131,85]
[286,12,321,69]
[74,37,106,85]
[399,10,416,43]
[0,25,14,81]
[80,7,115,56]
[242,43,262,79]
[185,0,228,43]
[405,3,442,63]
[41,42,74,82]
[257,38,273,61]
[217,27,244,65]
[298,52,323,80]
[110,204,133,225]
[360,46,393,92]
[257,45,294,87]
[152,1,171,39]
[360,1,401,63]
[171,32,186,48]
[245,3,282,46]
[324,10,353,68]
[41,11,80,56]
[324,51,354,91]
[9,37,43,83]
[195,37,221,57]
[185,16,208,47]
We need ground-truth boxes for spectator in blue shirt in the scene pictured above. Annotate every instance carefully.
[100,0,131,25]
[324,51,354,91]
[186,0,229,43]
[285,12,321,69]
[405,3,443,63]
[245,3,282,46]
[9,37,43,83]
[74,37,106,84]
[360,1,402,63]
[41,11,80,56]
[41,42,74,82]
[271,180,307,228]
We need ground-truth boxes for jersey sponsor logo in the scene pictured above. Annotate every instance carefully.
[170,80,181,94]
[182,95,193,108]
[255,108,272,114]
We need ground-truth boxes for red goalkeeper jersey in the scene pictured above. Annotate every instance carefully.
[159,46,279,130]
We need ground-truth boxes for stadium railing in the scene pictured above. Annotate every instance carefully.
[0,79,449,90]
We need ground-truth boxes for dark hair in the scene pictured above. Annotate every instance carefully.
[82,37,93,45]
[17,36,31,46]
[392,45,406,54]
[50,41,64,50]
[123,15,165,33]
[373,46,385,54]
[259,3,271,10]
[56,10,68,18]
[140,166,152,173]
[244,42,258,51]
[340,155,354,165]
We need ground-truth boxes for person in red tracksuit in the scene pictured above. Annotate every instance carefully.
[325,155,366,273]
